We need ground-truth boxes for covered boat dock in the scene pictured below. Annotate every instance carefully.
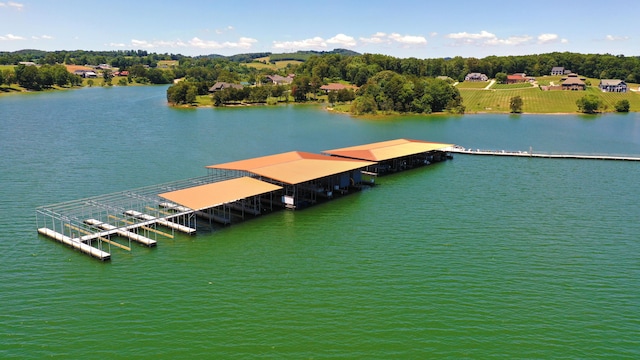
[323,138,453,175]
[159,176,283,225]
[207,151,376,209]
[37,138,451,260]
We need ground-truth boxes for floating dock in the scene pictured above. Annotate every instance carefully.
[448,147,640,161]
[84,219,157,247]
[37,228,111,260]
[124,210,196,234]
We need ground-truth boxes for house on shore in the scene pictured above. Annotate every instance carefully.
[266,74,294,85]
[506,74,527,84]
[208,82,243,92]
[599,79,627,92]
[464,73,488,82]
[561,73,586,90]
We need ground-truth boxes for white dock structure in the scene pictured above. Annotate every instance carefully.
[447,146,640,161]
[84,219,157,247]
[124,210,196,234]
[37,228,111,260]
[36,173,237,260]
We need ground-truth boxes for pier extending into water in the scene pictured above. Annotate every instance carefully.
[447,146,640,161]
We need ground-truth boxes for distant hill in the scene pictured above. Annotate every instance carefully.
[196,49,361,63]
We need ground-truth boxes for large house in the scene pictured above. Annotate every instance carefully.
[266,74,294,85]
[208,82,243,92]
[464,73,488,82]
[506,74,527,84]
[561,73,586,91]
[599,79,627,93]
[551,66,566,76]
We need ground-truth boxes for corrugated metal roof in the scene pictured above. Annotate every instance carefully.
[323,139,453,162]
[207,151,376,185]
[158,177,282,211]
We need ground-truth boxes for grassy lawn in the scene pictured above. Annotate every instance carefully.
[456,81,490,89]
[157,60,178,69]
[535,75,563,86]
[244,59,302,71]
[491,82,534,89]
[460,86,640,113]
[0,84,24,95]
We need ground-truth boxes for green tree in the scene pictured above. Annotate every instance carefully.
[102,69,113,86]
[185,86,197,104]
[495,72,508,84]
[614,99,630,112]
[1,68,16,85]
[15,64,40,90]
[576,94,602,114]
[291,75,311,102]
[510,95,523,113]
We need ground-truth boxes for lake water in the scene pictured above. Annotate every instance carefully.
[1,86,639,359]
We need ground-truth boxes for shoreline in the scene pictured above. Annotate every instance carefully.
[4,85,637,115]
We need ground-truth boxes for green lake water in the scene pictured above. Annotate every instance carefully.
[1,86,639,358]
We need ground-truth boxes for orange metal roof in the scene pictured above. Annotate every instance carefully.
[158,177,282,211]
[323,139,453,162]
[207,151,376,184]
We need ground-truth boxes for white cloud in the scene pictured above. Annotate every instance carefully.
[447,30,496,40]
[360,32,387,44]
[0,33,25,40]
[388,33,427,45]
[131,39,153,48]
[486,35,532,46]
[327,33,357,47]
[605,35,629,41]
[32,34,53,40]
[446,30,563,47]
[273,37,328,50]
[189,36,256,49]
[537,33,558,43]
[109,42,126,47]
[129,36,257,51]
[359,32,427,46]
[0,2,23,10]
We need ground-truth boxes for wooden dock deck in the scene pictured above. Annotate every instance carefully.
[447,147,640,161]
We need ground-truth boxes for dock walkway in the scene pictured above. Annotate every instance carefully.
[447,147,640,161]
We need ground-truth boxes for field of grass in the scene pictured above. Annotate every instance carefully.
[244,58,302,71]
[535,75,563,86]
[491,82,534,89]
[460,86,640,113]
[157,60,178,69]
[456,81,490,89]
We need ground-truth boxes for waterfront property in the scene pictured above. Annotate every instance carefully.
[561,73,587,90]
[36,139,453,260]
[599,79,628,92]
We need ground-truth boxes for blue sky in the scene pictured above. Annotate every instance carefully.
[1,0,638,58]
